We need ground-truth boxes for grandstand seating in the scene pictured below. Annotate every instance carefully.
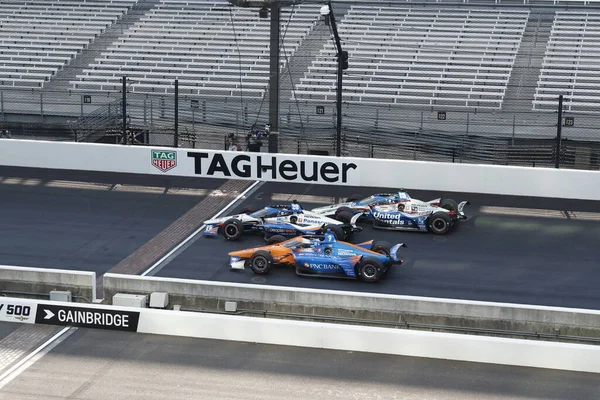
[292,5,529,109]
[0,0,137,89]
[70,0,321,98]
[533,11,600,113]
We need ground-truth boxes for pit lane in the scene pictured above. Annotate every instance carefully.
[156,182,600,309]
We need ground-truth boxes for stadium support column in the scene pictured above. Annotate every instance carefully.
[268,3,280,153]
[174,79,179,148]
[122,76,127,145]
[323,1,344,157]
[555,94,563,169]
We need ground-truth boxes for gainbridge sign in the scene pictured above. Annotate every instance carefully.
[35,304,140,332]
[0,298,141,332]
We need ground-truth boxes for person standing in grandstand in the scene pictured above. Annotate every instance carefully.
[246,124,263,152]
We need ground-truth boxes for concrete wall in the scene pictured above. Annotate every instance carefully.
[3,295,600,374]
[1,139,599,199]
[0,266,96,302]
[103,274,600,340]
[138,307,600,374]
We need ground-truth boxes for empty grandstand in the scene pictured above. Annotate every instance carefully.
[534,10,600,113]
[0,0,599,170]
[0,0,137,89]
[70,0,322,97]
[293,5,530,109]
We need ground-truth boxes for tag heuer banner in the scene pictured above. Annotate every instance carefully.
[151,150,177,172]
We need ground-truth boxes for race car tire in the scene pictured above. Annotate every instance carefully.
[356,257,384,283]
[346,194,363,202]
[428,212,452,235]
[334,210,354,224]
[221,218,244,241]
[371,240,392,256]
[323,224,344,239]
[290,215,298,224]
[266,235,286,245]
[439,199,459,214]
[335,206,354,218]
[249,250,273,275]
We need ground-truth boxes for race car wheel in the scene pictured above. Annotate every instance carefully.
[323,224,344,240]
[266,235,286,245]
[371,240,392,256]
[221,218,244,241]
[249,250,273,275]
[356,257,384,283]
[428,212,452,235]
[290,215,298,224]
[439,199,459,214]
[346,194,363,202]
[334,210,354,224]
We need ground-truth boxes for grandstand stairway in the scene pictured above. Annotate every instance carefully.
[501,9,553,113]
[43,0,161,93]
[280,18,330,102]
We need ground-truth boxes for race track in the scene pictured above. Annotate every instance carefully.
[0,167,225,274]
[2,167,599,309]
[158,182,600,309]
[1,322,598,400]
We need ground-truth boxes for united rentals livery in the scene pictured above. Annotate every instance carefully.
[0,298,140,332]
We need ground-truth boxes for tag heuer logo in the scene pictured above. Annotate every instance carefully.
[151,150,177,172]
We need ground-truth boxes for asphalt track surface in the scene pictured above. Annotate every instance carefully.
[2,166,600,309]
[0,167,225,274]
[160,182,600,309]
[0,323,598,400]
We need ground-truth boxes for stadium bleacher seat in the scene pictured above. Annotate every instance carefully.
[533,11,600,113]
[70,0,321,98]
[0,0,137,89]
[293,5,529,109]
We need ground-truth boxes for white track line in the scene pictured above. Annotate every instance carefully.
[0,326,75,390]
[141,180,264,276]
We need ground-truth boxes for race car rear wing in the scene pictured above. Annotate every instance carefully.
[457,201,469,219]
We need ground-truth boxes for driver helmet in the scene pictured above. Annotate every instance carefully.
[324,231,336,242]
[291,200,301,211]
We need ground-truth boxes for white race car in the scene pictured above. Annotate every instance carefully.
[312,191,469,235]
[203,202,362,241]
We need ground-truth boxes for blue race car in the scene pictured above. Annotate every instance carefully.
[227,232,407,282]
[203,202,362,241]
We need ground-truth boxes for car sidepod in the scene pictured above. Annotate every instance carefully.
[370,209,427,232]
[293,252,359,278]
[262,223,304,239]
